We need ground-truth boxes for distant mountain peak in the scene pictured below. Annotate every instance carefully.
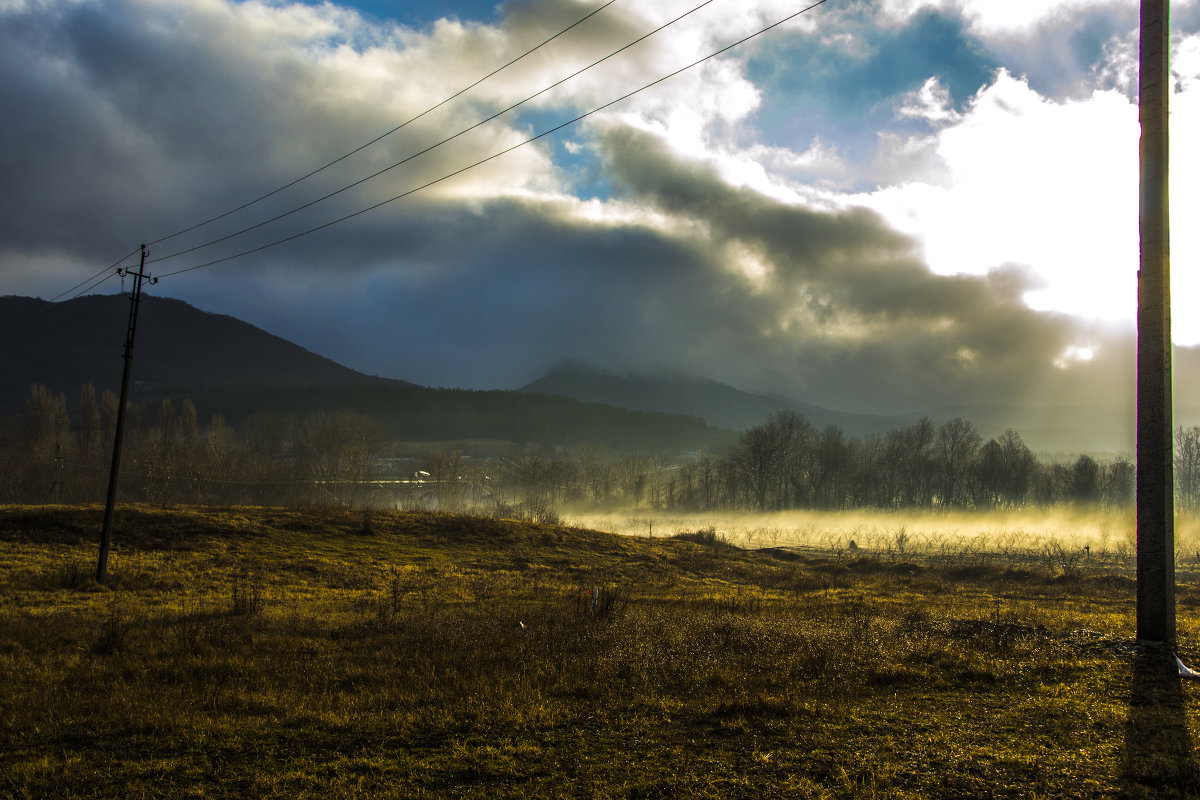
[521,361,905,434]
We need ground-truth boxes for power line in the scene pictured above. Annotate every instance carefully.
[158,0,834,280]
[50,248,140,303]
[15,4,619,331]
[61,265,125,301]
[144,0,620,249]
[33,285,126,336]
[147,0,718,267]
[0,263,128,338]
[0,283,124,374]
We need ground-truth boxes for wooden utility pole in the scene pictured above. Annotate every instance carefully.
[1136,0,1174,644]
[96,245,155,584]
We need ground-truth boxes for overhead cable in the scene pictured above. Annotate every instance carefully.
[157,0,833,279]
[145,0,620,248]
[36,284,126,334]
[49,248,140,303]
[0,252,135,337]
[148,0,717,267]
[17,2,620,337]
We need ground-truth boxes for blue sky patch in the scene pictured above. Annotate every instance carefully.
[513,107,610,200]
[293,0,502,29]
[746,10,996,166]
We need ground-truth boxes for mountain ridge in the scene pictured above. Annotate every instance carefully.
[0,295,727,451]
[518,360,1150,453]
[1,295,1163,453]
[0,293,409,414]
[519,359,917,436]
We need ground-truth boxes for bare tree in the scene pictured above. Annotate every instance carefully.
[934,417,981,508]
[1102,456,1135,508]
[731,424,780,510]
[25,384,69,463]
[76,384,101,468]
[1069,454,1101,506]
[1176,426,1200,511]
[974,438,1006,509]
[997,429,1036,509]
[811,425,852,509]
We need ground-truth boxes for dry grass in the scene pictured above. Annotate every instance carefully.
[0,504,1198,798]
[565,507,1183,569]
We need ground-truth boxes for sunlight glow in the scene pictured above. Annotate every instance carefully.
[1054,345,1095,368]
[565,507,1153,555]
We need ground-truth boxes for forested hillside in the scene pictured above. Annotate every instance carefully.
[9,382,1200,514]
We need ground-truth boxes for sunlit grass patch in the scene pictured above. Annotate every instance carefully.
[0,505,1197,798]
[566,506,1162,568]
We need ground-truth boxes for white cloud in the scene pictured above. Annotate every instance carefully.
[838,64,1200,344]
[897,77,962,123]
[6,0,1199,411]
[879,0,1137,36]
[1170,33,1200,340]
[505,3,1199,348]
[956,0,1121,35]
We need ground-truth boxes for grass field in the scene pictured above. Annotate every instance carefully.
[1,504,1198,798]
[566,507,1200,567]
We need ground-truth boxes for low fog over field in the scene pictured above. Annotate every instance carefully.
[568,507,1200,565]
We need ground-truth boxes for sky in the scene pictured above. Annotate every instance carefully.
[2,0,1200,420]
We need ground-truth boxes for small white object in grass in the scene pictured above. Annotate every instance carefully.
[1177,656,1199,679]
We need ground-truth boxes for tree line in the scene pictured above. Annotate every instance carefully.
[2,384,384,507]
[5,384,1200,513]
[715,412,1131,512]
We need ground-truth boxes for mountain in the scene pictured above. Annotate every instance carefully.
[194,384,729,452]
[0,295,726,451]
[916,403,1137,456]
[0,294,408,415]
[2,295,1174,454]
[519,361,1167,454]
[520,360,915,437]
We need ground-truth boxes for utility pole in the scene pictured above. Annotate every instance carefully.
[1136,0,1174,644]
[97,245,155,584]
[53,443,63,504]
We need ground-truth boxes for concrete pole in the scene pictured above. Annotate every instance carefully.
[1136,0,1174,644]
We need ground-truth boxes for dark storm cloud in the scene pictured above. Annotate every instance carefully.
[594,125,1090,411]
[0,0,657,279]
[0,0,581,275]
[193,125,1119,417]
[0,0,1168,422]
[0,0,371,261]
[186,196,766,388]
